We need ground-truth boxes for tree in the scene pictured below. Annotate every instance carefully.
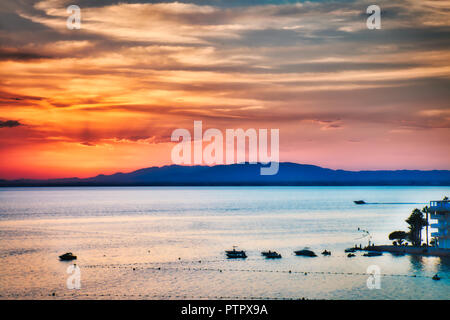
[430,237,437,246]
[389,230,408,245]
[405,208,428,247]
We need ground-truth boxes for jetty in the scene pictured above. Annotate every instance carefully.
[364,245,450,257]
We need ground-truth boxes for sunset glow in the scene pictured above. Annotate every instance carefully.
[1,0,449,179]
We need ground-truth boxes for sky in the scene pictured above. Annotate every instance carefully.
[0,0,449,179]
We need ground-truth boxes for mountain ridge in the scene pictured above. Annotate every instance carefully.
[1,162,449,186]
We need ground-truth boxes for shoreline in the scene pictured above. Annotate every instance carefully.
[366,245,450,257]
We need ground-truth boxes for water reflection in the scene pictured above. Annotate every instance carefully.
[0,186,449,299]
[409,255,426,273]
[408,254,450,275]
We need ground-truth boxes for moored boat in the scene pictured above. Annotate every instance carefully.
[262,251,282,259]
[363,251,383,257]
[294,249,317,257]
[59,252,77,261]
[225,247,247,259]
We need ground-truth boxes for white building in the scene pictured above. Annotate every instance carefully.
[429,200,450,249]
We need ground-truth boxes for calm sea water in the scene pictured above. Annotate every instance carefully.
[0,186,449,300]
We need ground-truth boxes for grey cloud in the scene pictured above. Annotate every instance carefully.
[0,48,52,61]
[0,120,23,128]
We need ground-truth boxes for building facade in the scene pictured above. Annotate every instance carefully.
[429,200,450,249]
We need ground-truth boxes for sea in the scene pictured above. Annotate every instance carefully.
[0,186,448,300]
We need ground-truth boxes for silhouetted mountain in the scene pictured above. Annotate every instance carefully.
[1,163,449,186]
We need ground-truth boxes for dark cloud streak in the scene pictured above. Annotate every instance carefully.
[0,120,22,128]
[0,48,52,61]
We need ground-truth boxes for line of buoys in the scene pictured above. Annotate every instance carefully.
[0,292,304,300]
[78,263,443,280]
[80,254,377,269]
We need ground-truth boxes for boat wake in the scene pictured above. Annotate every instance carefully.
[362,202,427,205]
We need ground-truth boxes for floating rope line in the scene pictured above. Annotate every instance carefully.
[80,253,386,268]
[0,292,304,300]
[78,262,442,280]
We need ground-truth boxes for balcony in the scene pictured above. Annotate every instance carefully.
[432,232,443,237]
[429,200,450,213]
[430,223,443,229]
[429,213,450,221]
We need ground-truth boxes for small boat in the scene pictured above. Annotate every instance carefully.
[225,247,247,259]
[347,253,356,258]
[321,250,331,256]
[59,252,77,261]
[363,252,382,257]
[262,251,282,259]
[432,274,440,281]
[294,249,317,257]
[354,200,366,205]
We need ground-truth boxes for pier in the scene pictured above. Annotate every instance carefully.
[365,245,450,257]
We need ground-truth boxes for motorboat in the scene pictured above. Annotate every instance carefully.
[225,247,247,259]
[294,249,317,257]
[321,250,331,256]
[354,200,366,205]
[262,251,282,259]
[363,251,383,257]
[59,252,77,261]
